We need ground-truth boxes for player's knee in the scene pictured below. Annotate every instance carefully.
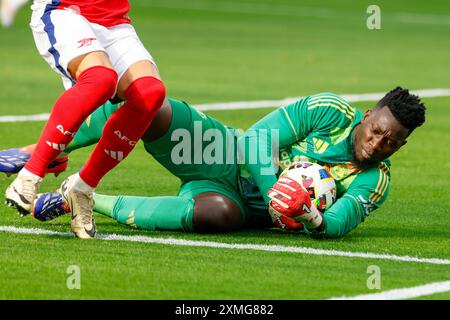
[214,203,243,231]
[74,66,118,118]
[126,77,166,115]
[193,193,243,232]
[83,66,118,99]
[98,68,119,99]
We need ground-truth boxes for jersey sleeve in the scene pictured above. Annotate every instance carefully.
[306,162,391,238]
[238,103,302,204]
[239,93,355,204]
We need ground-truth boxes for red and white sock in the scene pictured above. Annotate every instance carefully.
[25,66,118,178]
[79,76,166,188]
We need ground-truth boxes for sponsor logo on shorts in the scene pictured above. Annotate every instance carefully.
[77,38,97,48]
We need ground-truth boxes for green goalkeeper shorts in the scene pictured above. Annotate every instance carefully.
[143,99,250,222]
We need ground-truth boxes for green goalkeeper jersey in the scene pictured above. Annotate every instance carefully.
[239,92,391,237]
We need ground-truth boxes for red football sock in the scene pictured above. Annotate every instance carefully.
[79,76,166,188]
[25,66,118,177]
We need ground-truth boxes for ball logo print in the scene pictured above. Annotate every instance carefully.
[280,161,336,212]
[267,161,337,230]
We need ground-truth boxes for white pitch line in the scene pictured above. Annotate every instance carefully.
[0,113,51,123]
[329,280,450,300]
[1,88,450,123]
[1,225,450,266]
[195,88,450,111]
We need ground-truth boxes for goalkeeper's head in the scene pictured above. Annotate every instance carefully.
[353,86,426,167]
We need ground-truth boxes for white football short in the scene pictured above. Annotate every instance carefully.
[29,2,155,90]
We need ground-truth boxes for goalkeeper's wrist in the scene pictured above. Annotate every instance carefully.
[304,216,325,234]
[301,205,323,230]
[303,217,322,230]
[314,219,325,232]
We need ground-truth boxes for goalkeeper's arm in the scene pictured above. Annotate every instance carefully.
[238,103,308,204]
[306,166,391,238]
[268,163,391,238]
[305,194,366,238]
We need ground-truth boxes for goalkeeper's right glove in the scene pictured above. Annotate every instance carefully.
[267,176,323,230]
[268,206,304,231]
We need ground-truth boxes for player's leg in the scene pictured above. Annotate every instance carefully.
[93,190,243,233]
[6,8,117,217]
[58,24,166,239]
[32,169,245,233]
[64,102,121,153]
[76,24,166,190]
[142,98,240,181]
[191,192,243,232]
[139,99,248,231]
[26,51,115,175]
[0,98,172,176]
[33,99,246,231]
[0,101,120,176]
[65,98,172,154]
[93,193,194,232]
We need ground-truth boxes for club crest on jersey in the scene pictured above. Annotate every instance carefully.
[77,38,97,48]
[114,130,137,146]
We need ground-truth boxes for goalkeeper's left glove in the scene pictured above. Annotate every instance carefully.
[267,176,323,230]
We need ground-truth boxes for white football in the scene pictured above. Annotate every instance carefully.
[279,161,337,212]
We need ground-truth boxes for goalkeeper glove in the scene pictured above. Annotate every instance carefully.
[267,176,323,230]
[268,208,304,231]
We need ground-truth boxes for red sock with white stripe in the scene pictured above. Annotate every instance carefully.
[79,76,166,188]
[23,66,118,178]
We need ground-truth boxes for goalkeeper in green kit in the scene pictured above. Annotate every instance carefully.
[0,87,425,238]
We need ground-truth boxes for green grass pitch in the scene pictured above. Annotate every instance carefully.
[0,0,449,300]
